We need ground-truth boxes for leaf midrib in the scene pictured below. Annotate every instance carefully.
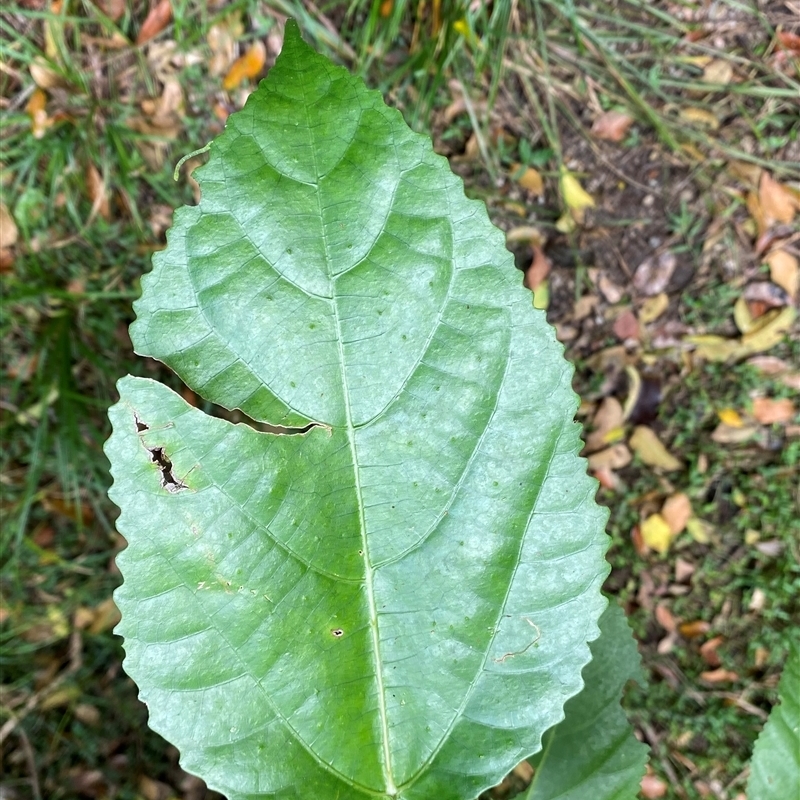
[302,83,398,796]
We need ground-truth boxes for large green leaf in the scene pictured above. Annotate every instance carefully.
[747,640,799,800]
[522,601,648,800]
[106,21,609,800]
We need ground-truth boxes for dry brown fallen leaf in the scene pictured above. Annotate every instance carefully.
[661,492,692,535]
[94,0,125,21]
[584,396,625,453]
[678,620,710,639]
[523,245,551,291]
[766,248,799,299]
[700,668,739,683]
[0,202,18,249]
[86,162,111,221]
[752,396,796,425]
[224,40,267,91]
[711,422,758,444]
[759,172,797,226]
[655,602,677,632]
[591,110,634,142]
[633,251,676,296]
[207,13,245,77]
[588,443,632,471]
[137,0,172,46]
[641,772,668,799]
[612,308,640,341]
[597,272,624,303]
[702,58,734,84]
[629,425,682,470]
[700,635,725,667]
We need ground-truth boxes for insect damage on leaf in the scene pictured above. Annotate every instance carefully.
[147,445,188,493]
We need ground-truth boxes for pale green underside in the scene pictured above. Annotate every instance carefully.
[107,21,610,800]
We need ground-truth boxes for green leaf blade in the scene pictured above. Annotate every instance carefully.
[522,602,649,800]
[747,640,800,800]
[108,21,610,800]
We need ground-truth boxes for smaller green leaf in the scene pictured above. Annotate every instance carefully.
[747,640,800,800]
[522,602,648,800]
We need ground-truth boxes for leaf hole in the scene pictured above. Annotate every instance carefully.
[147,446,188,492]
[331,628,344,638]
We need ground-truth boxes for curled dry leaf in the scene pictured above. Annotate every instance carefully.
[661,492,692,536]
[207,13,244,77]
[633,251,676,296]
[734,296,754,335]
[743,281,791,309]
[591,110,634,142]
[700,635,725,667]
[678,620,710,639]
[505,225,545,246]
[655,602,677,632]
[629,425,682,471]
[223,40,267,91]
[86,163,111,221]
[587,443,632,471]
[641,513,673,555]
[700,668,739,683]
[752,396,795,425]
[766,249,799,299]
[679,107,720,130]
[740,306,796,356]
[137,0,172,46]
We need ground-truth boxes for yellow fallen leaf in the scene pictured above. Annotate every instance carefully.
[686,517,713,544]
[555,211,577,234]
[685,334,741,362]
[223,40,267,91]
[639,292,669,324]
[717,407,744,427]
[512,164,544,195]
[679,107,720,130]
[629,425,682,471]
[739,306,796,356]
[532,279,549,310]
[559,167,595,224]
[733,296,754,335]
[641,513,673,554]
